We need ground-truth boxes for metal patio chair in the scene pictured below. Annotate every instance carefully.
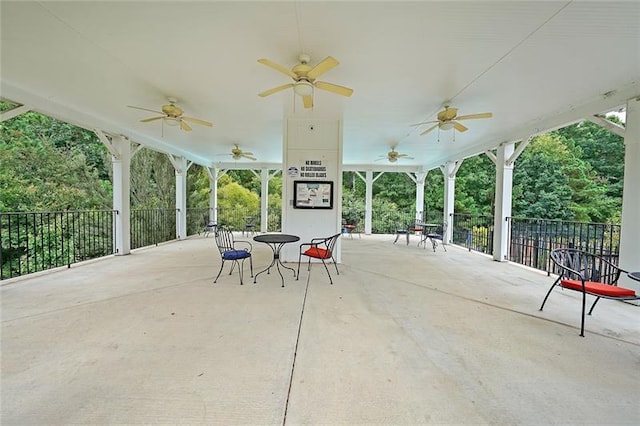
[213,227,253,285]
[297,233,341,284]
[541,248,638,336]
[424,222,448,252]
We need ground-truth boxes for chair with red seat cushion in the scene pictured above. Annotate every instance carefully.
[297,233,341,284]
[540,248,638,336]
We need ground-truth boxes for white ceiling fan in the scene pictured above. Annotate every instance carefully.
[127,97,213,132]
[258,53,353,109]
[375,146,414,163]
[217,144,256,161]
[412,103,493,136]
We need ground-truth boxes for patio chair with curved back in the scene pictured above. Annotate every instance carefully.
[342,218,360,239]
[242,216,257,237]
[297,233,341,284]
[203,214,216,238]
[425,222,448,252]
[393,220,412,245]
[213,227,253,285]
[541,248,638,336]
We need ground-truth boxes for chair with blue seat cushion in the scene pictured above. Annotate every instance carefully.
[213,227,253,285]
[425,222,448,252]
[393,220,412,245]
[203,214,216,238]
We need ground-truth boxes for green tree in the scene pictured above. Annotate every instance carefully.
[130,149,175,208]
[455,155,495,215]
[0,113,111,211]
[513,134,608,221]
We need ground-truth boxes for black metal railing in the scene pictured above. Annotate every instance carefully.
[1,207,623,281]
[451,213,494,254]
[186,207,214,236]
[1,210,116,280]
[365,209,443,234]
[130,209,177,249]
[508,217,620,273]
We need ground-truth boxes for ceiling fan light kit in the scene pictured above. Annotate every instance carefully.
[293,80,313,96]
[439,121,455,131]
[163,117,180,126]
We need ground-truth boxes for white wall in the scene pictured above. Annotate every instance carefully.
[281,118,343,262]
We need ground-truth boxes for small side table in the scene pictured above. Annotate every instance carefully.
[253,234,300,287]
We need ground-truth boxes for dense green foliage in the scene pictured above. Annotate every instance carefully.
[0,104,625,224]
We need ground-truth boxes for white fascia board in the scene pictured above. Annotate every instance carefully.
[427,81,639,167]
[1,81,211,167]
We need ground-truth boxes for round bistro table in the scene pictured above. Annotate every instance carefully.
[253,233,300,287]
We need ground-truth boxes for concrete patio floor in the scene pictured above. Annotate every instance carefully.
[1,234,639,425]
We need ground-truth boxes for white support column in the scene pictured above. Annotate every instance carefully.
[168,155,188,240]
[619,96,640,292]
[206,167,217,224]
[355,170,382,235]
[441,161,460,244]
[415,172,427,220]
[110,135,131,255]
[260,168,269,232]
[364,171,373,234]
[492,142,515,261]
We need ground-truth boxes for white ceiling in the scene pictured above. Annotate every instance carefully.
[2,1,639,171]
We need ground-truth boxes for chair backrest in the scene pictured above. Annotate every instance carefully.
[214,227,235,255]
[325,233,341,253]
[550,248,621,284]
[204,214,215,227]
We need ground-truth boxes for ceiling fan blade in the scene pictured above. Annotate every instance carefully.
[410,120,438,127]
[456,112,493,121]
[314,81,353,97]
[244,155,257,161]
[180,120,192,132]
[128,105,164,114]
[307,56,339,80]
[243,151,254,156]
[259,83,294,97]
[303,94,313,109]
[257,58,297,79]
[454,122,468,132]
[182,116,213,127]
[420,123,439,136]
[140,116,164,123]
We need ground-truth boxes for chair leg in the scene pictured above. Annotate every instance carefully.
[405,233,409,245]
[393,233,399,244]
[320,258,333,284]
[588,296,601,316]
[539,277,561,311]
[214,260,225,283]
[296,253,302,281]
[249,256,254,278]
[331,256,339,276]
[237,260,244,285]
[580,291,586,337]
